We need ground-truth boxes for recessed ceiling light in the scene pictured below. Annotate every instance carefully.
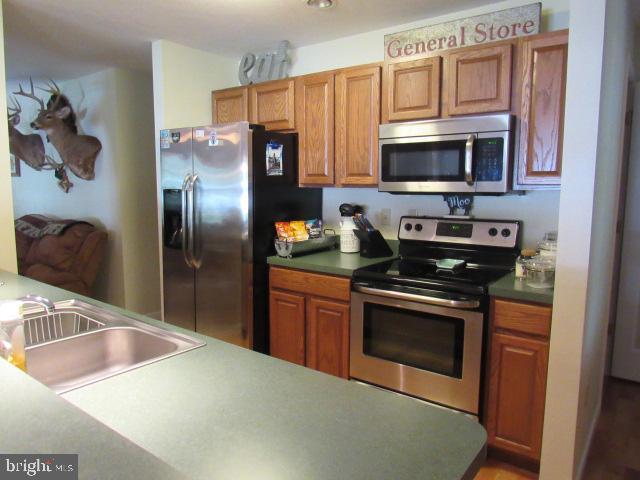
[306,0,334,8]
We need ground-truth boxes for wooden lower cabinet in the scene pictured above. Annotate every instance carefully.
[306,297,350,378]
[269,290,305,366]
[484,297,552,470]
[269,267,350,379]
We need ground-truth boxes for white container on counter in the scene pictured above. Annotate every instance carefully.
[339,217,360,253]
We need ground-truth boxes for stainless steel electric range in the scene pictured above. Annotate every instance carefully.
[350,216,521,416]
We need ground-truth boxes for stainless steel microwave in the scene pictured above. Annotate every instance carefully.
[378,114,514,194]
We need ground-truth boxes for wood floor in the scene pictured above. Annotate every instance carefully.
[475,377,640,480]
[583,377,640,479]
[475,459,537,479]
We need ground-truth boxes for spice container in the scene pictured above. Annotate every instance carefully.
[515,249,536,279]
[525,256,556,289]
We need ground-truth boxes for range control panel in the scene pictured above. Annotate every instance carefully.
[398,217,520,249]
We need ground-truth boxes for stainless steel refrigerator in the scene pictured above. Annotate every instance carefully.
[159,122,321,352]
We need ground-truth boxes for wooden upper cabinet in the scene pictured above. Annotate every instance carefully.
[517,30,568,188]
[212,87,249,124]
[486,332,549,462]
[269,289,306,366]
[306,297,349,379]
[382,57,441,122]
[296,72,335,186]
[447,44,512,115]
[250,78,295,130]
[335,65,381,186]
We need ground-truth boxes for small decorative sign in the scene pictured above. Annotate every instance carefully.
[239,40,290,85]
[384,3,540,63]
[266,141,284,176]
[443,194,474,217]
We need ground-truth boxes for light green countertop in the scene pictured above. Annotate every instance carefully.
[267,241,399,277]
[488,272,554,305]
[0,270,486,480]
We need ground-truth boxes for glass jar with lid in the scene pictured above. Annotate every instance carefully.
[525,255,556,289]
[538,231,558,259]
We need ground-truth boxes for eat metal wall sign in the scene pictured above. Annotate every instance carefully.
[384,3,541,63]
[238,40,290,85]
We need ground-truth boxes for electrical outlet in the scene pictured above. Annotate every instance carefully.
[379,208,391,226]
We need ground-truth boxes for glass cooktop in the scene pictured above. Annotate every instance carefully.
[353,257,513,296]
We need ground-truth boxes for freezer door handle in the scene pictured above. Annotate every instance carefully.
[188,174,200,269]
[181,174,193,268]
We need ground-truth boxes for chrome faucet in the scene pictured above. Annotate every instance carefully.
[18,295,56,314]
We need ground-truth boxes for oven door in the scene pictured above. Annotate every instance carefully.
[378,134,477,193]
[350,289,484,414]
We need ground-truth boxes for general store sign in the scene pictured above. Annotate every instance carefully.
[384,3,541,63]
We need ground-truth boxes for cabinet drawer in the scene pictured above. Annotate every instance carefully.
[270,267,350,302]
[492,298,552,337]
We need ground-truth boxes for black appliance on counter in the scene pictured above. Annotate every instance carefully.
[350,216,521,415]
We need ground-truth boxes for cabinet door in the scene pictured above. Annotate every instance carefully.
[306,297,350,379]
[486,332,549,462]
[296,72,335,185]
[447,44,512,115]
[250,78,295,130]
[517,31,568,188]
[212,87,249,124]
[335,65,381,186]
[382,57,441,122]
[269,290,305,366]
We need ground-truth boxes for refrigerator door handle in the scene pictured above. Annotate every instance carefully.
[181,174,193,268]
[188,174,200,269]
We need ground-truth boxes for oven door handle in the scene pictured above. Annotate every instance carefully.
[353,285,480,309]
[465,134,476,185]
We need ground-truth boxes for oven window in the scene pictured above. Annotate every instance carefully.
[380,140,467,182]
[363,303,464,378]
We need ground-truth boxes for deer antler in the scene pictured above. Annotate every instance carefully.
[42,154,64,171]
[39,79,64,110]
[14,78,45,110]
[7,96,21,118]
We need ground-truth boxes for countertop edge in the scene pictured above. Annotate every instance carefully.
[488,272,554,305]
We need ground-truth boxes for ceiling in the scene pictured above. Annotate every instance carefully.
[3,0,495,81]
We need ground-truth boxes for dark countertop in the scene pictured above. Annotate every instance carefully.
[267,241,399,277]
[488,272,554,305]
[0,270,486,480]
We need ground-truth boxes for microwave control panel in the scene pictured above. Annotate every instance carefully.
[475,137,504,182]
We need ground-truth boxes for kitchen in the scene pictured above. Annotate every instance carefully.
[1,0,640,478]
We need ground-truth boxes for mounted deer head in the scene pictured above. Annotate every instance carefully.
[15,79,101,181]
[7,94,47,171]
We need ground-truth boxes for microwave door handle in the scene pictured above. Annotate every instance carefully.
[465,134,476,185]
[181,174,193,268]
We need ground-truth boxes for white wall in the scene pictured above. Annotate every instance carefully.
[152,40,238,130]
[288,0,570,247]
[8,68,159,313]
[541,0,636,478]
[0,2,17,273]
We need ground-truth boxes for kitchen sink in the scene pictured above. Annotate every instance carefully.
[23,299,205,394]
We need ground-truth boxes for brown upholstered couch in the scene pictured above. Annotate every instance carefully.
[15,219,107,297]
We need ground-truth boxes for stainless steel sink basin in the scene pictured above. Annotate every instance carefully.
[24,300,205,393]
